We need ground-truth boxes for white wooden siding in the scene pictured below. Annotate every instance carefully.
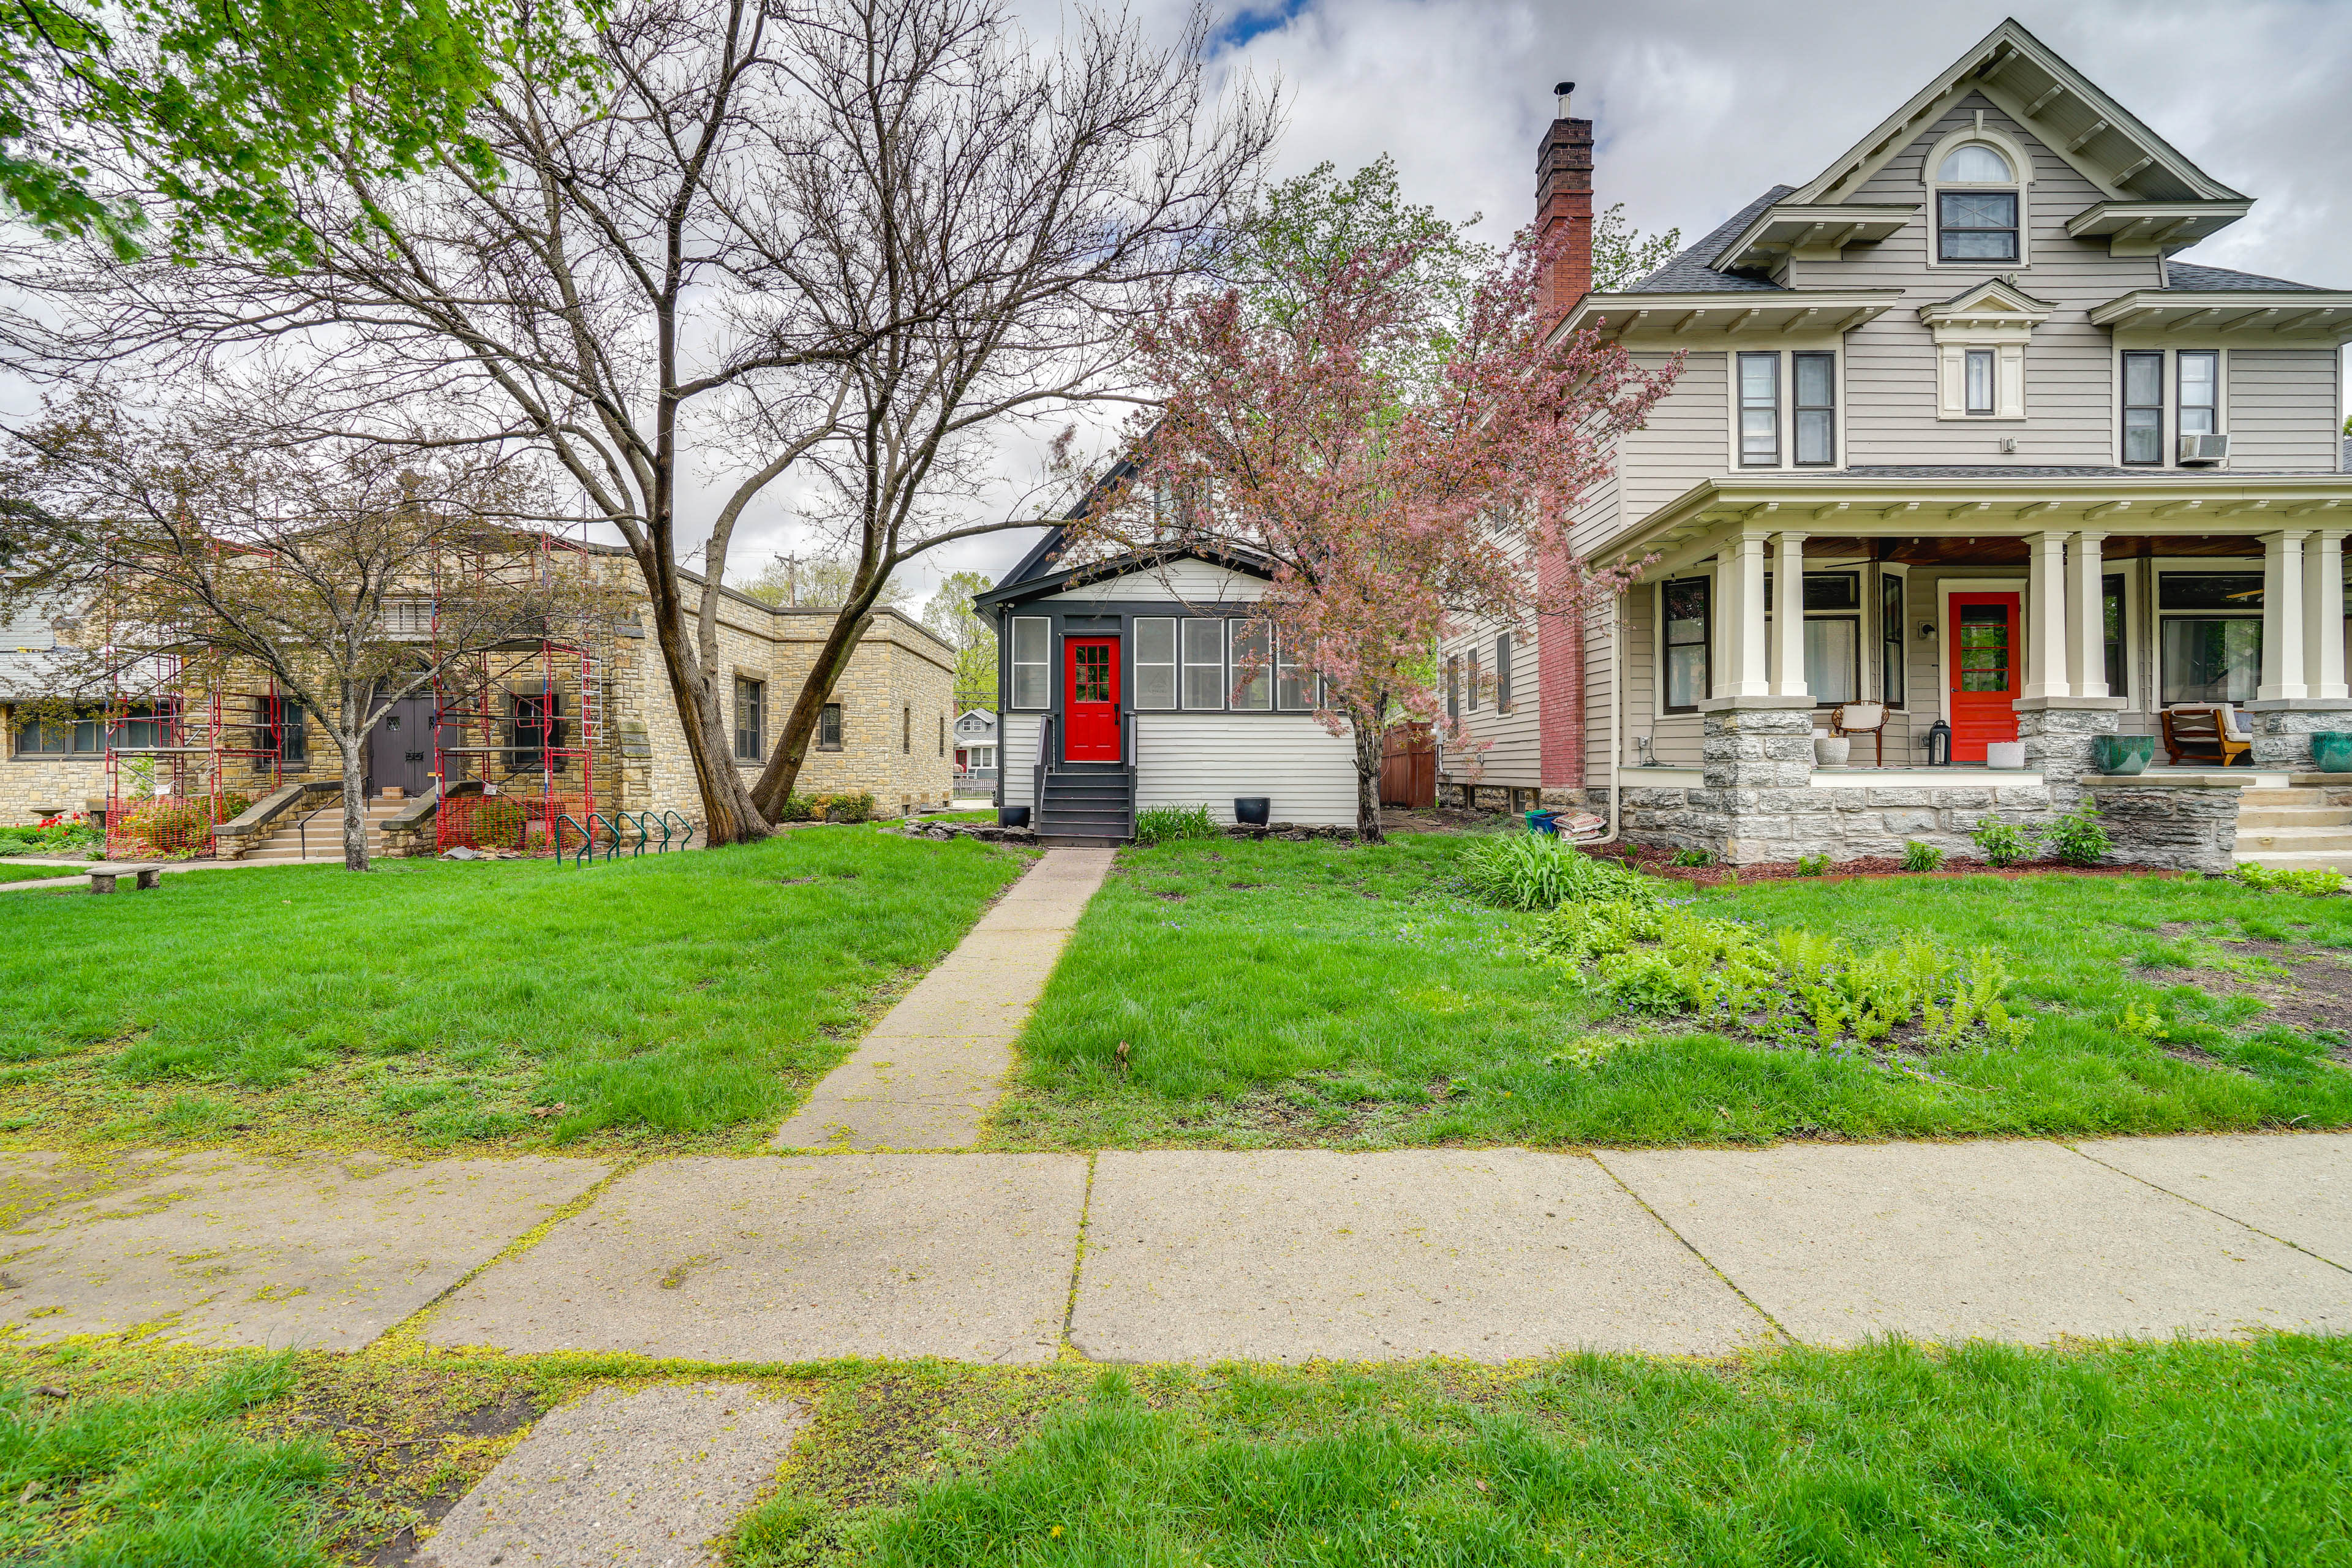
[999,712,1042,810]
[1039,560,1267,605]
[1135,714,1357,824]
[1807,95,2166,469]
[1616,350,1727,522]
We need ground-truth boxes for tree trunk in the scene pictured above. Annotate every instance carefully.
[338,717,371,873]
[748,610,870,820]
[648,597,771,846]
[1351,701,1387,844]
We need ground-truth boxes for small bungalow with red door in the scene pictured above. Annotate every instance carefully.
[1439,18,2352,872]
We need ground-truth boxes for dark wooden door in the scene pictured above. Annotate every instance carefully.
[1063,638,1121,761]
[1948,594,2021,763]
[366,695,435,797]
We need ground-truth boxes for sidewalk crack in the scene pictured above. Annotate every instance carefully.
[1587,1150,1794,1343]
[2056,1139,2352,1275]
[1060,1150,1098,1359]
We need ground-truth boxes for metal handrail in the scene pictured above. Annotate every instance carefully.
[587,812,622,862]
[660,810,696,850]
[1124,709,1139,840]
[554,813,592,866]
[1031,712,1054,828]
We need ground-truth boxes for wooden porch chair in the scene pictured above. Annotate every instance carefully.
[1830,701,1888,768]
[2160,704,2253,767]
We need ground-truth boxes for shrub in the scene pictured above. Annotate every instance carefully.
[824,791,875,824]
[1970,815,2039,868]
[1901,839,1947,873]
[123,797,211,855]
[213,791,253,824]
[1668,848,1716,867]
[1458,834,1662,911]
[1135,804,1218,845]
[2234,864,2349,897]
[2043,802,2111,867]
[473,796,529,848]
[778,793,819,822]
[1793,853,1831,876]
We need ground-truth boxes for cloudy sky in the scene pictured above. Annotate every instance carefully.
[887,0,2351,608]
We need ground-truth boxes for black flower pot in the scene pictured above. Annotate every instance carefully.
[1234,797,1270,826]
[1000,805,1031,828]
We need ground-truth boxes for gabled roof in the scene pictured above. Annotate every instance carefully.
[2163,260,2326,293]
[1625,187,1793,294]
[1789,17,2245,208]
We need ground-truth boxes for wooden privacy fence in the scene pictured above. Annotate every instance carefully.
[1381,723,1435,809]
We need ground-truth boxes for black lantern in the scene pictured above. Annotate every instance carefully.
[1926,718,1953,767]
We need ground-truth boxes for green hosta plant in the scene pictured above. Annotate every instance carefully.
[1135,804,1218,845]
[1458,834,1664,911]
[1970,815,2040,868]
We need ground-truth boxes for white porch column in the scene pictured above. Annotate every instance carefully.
[2302,527,2346,701]
[2022,530,2071,700]
[2065,530,2109,699]
[2257,529,2309,702]
[1724,529,1772,698]
[1770,531,1809,698]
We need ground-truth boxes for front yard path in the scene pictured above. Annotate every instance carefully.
[770,848,1115,1152]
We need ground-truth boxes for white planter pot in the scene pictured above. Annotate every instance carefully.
[1814,736,1852,767]
[1986,741,2027,771]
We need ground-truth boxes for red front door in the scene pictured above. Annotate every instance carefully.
[1949,593,2021,763]
[1063,638,1120,761]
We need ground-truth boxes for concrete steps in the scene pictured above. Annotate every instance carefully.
[241,799,410,862]
[2233,786,2352,872]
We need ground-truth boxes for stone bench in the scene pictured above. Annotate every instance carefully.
[86,862,164,893]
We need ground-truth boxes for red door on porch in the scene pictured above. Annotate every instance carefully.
[1948,593,2021,763]
[1063,638,1121,761]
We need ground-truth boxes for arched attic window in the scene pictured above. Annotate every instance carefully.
[1935,143,2019,263]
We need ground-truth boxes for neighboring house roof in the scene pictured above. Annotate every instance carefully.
[1624,187,1793,294]
[955,708,997,729]
[2162,260,2328,292]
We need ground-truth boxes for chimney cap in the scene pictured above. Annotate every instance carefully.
[1553,80,1575,95]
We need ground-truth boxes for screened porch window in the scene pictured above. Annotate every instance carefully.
[1276,635,1313,711]
[1132,619,1176,709]
[2158,573,2263,706]
[1879,573,1904,708]
[1803,572,1861,706]
[1010,617,1050,707]
[1662,578,1709,712]
[1229,620,1272,710]
[1180,618,1225,710]
[2103,574,2128,698]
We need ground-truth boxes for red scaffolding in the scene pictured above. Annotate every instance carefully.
[430,530,603,856]
[103,660,285,859]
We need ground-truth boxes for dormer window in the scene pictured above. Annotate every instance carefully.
[1936,145,2018,263]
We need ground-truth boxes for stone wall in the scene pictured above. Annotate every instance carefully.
[2089,782,2242,874]
[2245,705,2352,768]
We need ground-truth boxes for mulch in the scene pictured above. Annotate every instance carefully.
[1584,842,2185,889]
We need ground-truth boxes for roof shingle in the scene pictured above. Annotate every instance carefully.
[1624,187,1793,294]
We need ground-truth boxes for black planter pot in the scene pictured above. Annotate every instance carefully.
[1000,805,1031,829]
[1234,796,1270,826]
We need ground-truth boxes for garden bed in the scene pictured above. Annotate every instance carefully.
[1589,843,2188,888]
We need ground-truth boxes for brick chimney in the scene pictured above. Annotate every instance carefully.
[1536,80,1594,333]
[1536,80,1592,794]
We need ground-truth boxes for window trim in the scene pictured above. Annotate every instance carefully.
[1921,124,2032,271]
[1179,617,1226,711]
[1877,567,1906,710]
[1963,348,1997,416]
[2101,570,2130,703]
[1736,351,1781,467]
[1446,654,1461,723]
[2154,560,2266,707]
[733,676,764,762]
[902,704,911,755]
[1791,350,1836,466]
[2177,349,2220,440]
[1229,619,1272,711]
[818,701,843,751]
[1132,617,1177,711]
[1660,575,1712,715]
[1936,187,2019,264]
[1009,616,1050,709]
[2120,350,2166,466]
[12,708,104,758]
[1495,631,1513,714]
[1275,631,1313,712]
[1466,646,1481,713]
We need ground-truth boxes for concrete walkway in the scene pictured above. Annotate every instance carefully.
[770,848,1115,1151]
[10,1132,2346,1360]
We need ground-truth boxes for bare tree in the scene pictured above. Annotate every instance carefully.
[738,0,1274,816]
[0,389,612,870]
[4,0,1272,843]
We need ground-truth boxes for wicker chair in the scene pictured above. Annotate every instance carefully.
[1830,701,1888,768]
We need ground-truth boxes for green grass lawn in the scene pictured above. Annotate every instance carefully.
[0,829,1030,1153]
[9,1337,2345,1566]
[0,862,89,884]
[988,835,2352,1149]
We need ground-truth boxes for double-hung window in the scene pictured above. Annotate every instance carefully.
[1793,352,1835,465]
[1276,636,1313,711]
[1738,353,1779,466]
[2102,573,2128,698]
[2178,351,2219,440]
[1466,647,1481,712]
[1446,655,1461,723]
[1662,578,1710,713]
[1230,620,1272,710]
[733,677,763,761]
[1934,145,2019,262]
[1964,349,1996,415]
[2122,351,2165,465]
[1180,619,1225,710]
[1133,619,1177,709]
[13,710,102,756]
[1802,573,1861,706]
[1495,632,1513,713]
[1009,616,1050,707]
[264,695,307,763]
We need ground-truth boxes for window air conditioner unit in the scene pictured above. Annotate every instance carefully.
[2177,432,2230,465]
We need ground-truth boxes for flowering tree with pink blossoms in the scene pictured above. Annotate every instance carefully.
[1080,209,1678,841]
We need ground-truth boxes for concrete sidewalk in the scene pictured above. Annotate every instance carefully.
[770,848,1114,1151]
[13,1132,2344,1360]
